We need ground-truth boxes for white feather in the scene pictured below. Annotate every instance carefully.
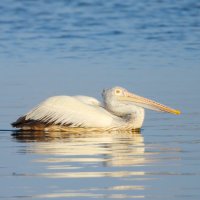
[12,86,180,131]
[25,96,117,128]
[73,96,101,106]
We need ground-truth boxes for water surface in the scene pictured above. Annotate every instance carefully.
[0,0,200,199]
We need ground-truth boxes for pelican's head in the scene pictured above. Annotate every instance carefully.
[102,86,181,117]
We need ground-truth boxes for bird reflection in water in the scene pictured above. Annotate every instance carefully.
[12,130,149,168]
[12,130,152,199]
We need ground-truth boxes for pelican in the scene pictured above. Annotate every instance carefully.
[12,86,180,131]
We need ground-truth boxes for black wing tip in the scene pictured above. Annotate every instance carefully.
[11,116,26,127]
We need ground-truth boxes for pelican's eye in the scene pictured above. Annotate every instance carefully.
[115,89,122,95]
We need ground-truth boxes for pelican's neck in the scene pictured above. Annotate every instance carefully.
[103,102,145,129]
[102,96,145,129]
[123,108,145,129]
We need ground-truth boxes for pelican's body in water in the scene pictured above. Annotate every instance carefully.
[12,87,180,131]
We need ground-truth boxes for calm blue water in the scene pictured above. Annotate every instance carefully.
[0,0,200,199]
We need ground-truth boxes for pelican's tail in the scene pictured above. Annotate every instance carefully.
[11,116,45,131]
[11,116,74,131]
[11,116,26,127]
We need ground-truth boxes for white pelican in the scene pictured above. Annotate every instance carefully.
[12,86,180,131]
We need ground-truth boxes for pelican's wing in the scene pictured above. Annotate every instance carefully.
[25,96,115,127]
[73,96,102,106]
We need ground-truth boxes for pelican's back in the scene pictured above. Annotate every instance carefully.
[12,96,116,131]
